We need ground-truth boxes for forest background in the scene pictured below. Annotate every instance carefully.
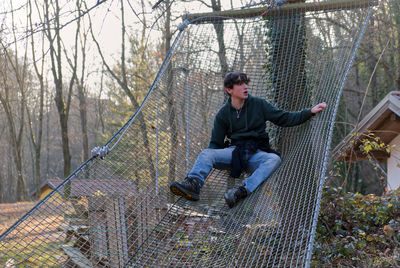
[0,0,398,203]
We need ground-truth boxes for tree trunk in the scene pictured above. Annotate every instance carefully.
[211,0,229,76]
[393,2,400,90]
[75,0,89,161]
[28,0,45,199]
[163,0,179,203]
[7,148,14,203]
[367,18,378,107]
[44,0,72,179]
[89,0,156,189]
[265,0,311,259]
[0,94,28,201]
[0,171,3,203]
[264,0,310,155]
[78,84,89,161]
[0,19,29,201]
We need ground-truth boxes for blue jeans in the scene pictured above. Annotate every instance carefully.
[188,146,281,193]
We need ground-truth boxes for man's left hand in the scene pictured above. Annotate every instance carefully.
[311,102,327,114]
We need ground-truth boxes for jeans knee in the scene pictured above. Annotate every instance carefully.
[198,149,214,161]
[268,153,281,168]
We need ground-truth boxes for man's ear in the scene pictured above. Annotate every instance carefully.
[225,87,232,95]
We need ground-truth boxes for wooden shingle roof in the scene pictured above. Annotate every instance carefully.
[332,91,400,162]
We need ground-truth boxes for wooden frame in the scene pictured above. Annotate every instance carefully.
[184,0,375,23]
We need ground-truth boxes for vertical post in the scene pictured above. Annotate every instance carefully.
[118,197,129,264]
[88,196,108,262]
[107,197,128,267]
[185,70,191,174]
[156,86,160,196]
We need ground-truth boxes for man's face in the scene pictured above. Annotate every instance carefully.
[226,82,249,100]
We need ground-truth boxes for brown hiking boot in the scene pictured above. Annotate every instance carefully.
[170,177,201,201]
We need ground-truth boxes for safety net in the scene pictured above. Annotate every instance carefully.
[0,0,374,267]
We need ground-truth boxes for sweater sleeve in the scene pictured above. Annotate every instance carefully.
[263,100,314,127]
[208,113,228,149]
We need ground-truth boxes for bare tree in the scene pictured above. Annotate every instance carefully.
[26,0,46,198]
[94,67,106,140]
[43,0,75,179]
[0,1,30,201]
[89,0,156,182]
[210,0,228,74]
[63,0,90,161]
[160,0,180,202]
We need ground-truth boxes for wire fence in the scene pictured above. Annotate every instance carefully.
[0,1,373,267]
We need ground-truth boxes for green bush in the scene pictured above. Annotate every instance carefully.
[312,186,400,267]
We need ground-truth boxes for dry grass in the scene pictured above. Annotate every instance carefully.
[0,201,36,235]
[0,201,68,267]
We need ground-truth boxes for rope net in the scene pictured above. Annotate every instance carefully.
[0,1,373,267]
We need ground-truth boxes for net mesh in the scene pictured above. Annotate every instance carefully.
[0,1,373,267]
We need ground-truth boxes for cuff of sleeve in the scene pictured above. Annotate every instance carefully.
[304,108,315,117]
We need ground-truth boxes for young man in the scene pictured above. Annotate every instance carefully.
[170,72,327,208]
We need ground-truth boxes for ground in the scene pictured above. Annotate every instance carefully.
[0,201,35,235]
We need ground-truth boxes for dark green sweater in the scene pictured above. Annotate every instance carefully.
[208,94,314,149]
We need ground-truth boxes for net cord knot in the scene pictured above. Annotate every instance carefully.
[178,19,190,31]
[91,145,110,159]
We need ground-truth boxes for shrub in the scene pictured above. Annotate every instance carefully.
[312,186,400,267]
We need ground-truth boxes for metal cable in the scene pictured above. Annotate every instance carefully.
[0,2,375,267]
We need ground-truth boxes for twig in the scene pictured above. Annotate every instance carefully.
[342,39,390,189]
